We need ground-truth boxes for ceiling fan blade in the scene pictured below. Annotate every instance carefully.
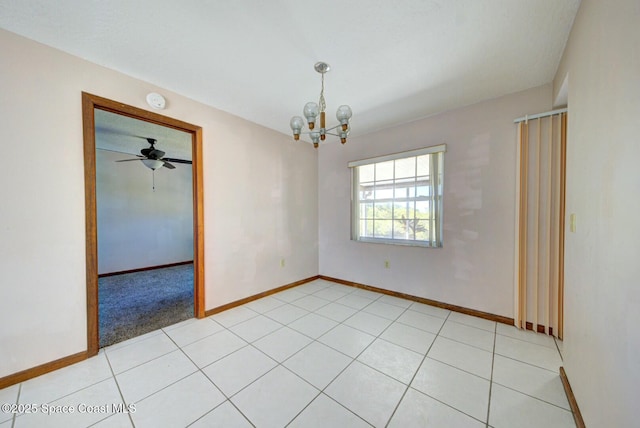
[162,157,192,164]
[162,161,176,169]
[115,158,144,162]
[97,148,141,156]
[95,127,148,140]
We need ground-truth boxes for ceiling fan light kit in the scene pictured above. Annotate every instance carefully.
[115,137,191,171]
[113,137,192,190]
[290,62,352,148]
[141,159,164,170]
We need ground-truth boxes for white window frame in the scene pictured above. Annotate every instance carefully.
[348,144,445,248]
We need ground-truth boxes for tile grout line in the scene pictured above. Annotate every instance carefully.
[485,322,498,428]
[128,332,218,410]
[143,287,568,427]
[200,322,332,425]
[7,280,568,427]
[554,336,564,362]
[196,285,346,426]
[284,392,373,428]
[423,356,492,382]
[12,358,117,420]
[310,290,493,426]
[284,319,337,343]
[103,329,165,354]
[104,349,136,427]
[323,296,449,349]
[384,310,487,425]
[402,310,492,425]
[446,317,500,333]
[493,352,562,373]
[166,327,258,427]
[204,302,368,427]
[108,345,179,378]
[105,328,194,376]
[496,330,560,349]
[280,392,322,428]
[384,309,453,427]
[398,378,488,425]
[436,333,496,354]
[260,306,316,326]
[314,297,401,362]
[10,382,21,428]
[490,382,573,413]
[215,352,282,426]
[296,296,387,426]
[276,291,397,426]
[210,306,262,330]
[186,397,255,427]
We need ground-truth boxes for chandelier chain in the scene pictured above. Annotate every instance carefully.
[319,72,327,112]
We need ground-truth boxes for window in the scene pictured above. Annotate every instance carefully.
[349,145,445,247]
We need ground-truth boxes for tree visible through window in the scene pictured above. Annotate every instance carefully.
[349,145,445,247]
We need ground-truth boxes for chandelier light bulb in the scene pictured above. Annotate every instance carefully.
[336,105,353,130]
[290,116,304,140]
[338,130,348,145]
[303,102,319,129]
[310,130,320,146]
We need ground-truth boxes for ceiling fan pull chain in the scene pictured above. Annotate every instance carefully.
[152,170,155,191]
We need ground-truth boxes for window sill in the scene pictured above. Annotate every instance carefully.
[352,237,442,248]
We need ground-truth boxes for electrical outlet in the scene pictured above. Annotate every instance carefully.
[280,258,285,268]
[384,260,390,269]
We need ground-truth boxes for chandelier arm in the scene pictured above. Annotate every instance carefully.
[299,128,349,136]
[298,129,349,136]
[324,124,344,132]
[325,130,350,137]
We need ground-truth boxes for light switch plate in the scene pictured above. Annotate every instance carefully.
[570,213,576,232]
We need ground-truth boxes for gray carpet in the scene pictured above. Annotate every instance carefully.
[99,264,194,348]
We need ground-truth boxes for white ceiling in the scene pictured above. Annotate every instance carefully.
[95,109,192,161]
[0,0,580,140]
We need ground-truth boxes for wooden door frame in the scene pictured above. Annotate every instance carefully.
[82,92,205,357]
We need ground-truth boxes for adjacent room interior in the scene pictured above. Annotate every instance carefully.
[0,1,638,427]
[95,109,195,347]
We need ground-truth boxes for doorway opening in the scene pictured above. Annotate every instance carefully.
[82,92,205,356]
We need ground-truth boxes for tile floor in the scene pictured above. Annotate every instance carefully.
[0,279,575,427]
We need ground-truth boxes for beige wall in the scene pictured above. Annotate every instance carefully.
[0,29,318,378]
[553,0,640,426]
[318,85,551,317]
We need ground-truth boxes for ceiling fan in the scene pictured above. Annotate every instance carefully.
[115,138,191,170]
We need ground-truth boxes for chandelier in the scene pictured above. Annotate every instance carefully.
[289,62,352,148]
